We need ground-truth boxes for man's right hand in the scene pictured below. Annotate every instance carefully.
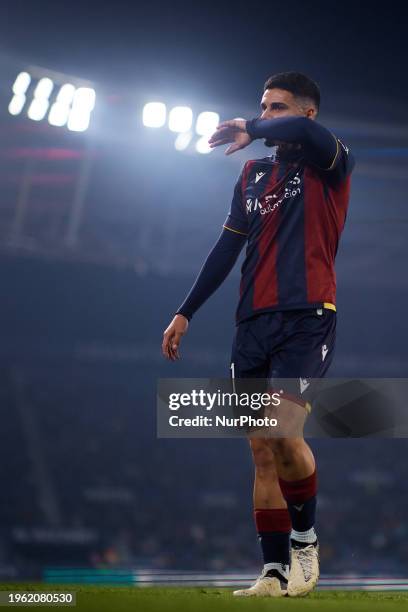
[208,118,253,155]
[162,314,189,361]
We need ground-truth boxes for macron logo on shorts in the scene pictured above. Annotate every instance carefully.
[300,378,310,394]
[322,344,328,361]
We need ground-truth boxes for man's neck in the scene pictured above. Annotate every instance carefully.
[275,143,302,161]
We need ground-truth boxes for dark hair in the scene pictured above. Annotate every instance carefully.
[263,72,320,111]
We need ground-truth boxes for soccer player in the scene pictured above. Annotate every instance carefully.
[162,72,355,597]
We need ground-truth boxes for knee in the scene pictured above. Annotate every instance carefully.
[250,439,276,476]
[269,438,300,465]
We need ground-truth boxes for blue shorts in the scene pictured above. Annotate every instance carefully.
[230,308,336,408]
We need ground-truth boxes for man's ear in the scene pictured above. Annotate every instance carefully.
[306,108,317,120]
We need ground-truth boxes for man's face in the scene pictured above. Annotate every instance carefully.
[259,88,316,147]
[259,88,315,120]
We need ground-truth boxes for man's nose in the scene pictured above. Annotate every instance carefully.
[260,111,276,120]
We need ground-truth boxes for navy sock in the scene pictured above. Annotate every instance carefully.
[288,495,316,532]
[254,508,291,580]
[258,531,290,567]
[279,470,318,546]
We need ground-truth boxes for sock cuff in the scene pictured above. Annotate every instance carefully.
[254,508,291,533]
[263,562,290,581]
[278,469,317,504]
[291,527,317,544]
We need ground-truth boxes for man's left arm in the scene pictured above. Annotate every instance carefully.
[246,116,355,180]
[210,116,355,183]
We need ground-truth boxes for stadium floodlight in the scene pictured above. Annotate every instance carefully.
[27,77,54,121]
[143,102,166,128]
[12,72,31,95]
[195,111,220,136]
[195,136,212,154]
[8,95,26,116]
[168,106,193,133]
[48,83,76,127]
[67,87,96,132]
[174,131,193,151]
[9,72,32,116]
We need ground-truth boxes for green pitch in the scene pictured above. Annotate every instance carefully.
[1,585,408,611]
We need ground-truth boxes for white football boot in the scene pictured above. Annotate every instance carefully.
[287,542,319,597]
[233,567,288,597]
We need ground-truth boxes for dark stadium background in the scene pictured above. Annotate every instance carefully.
[0,0,407,581]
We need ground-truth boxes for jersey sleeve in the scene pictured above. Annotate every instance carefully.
[246,117,355,186]
[223,165,249,236]
[317,135,355,186]
[175,227,247,321]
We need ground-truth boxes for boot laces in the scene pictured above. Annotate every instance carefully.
[296,545,315,581]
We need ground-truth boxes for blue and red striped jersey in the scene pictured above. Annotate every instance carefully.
[223,138,355,323]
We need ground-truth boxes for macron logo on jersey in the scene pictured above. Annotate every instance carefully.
[255,172,266,183]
